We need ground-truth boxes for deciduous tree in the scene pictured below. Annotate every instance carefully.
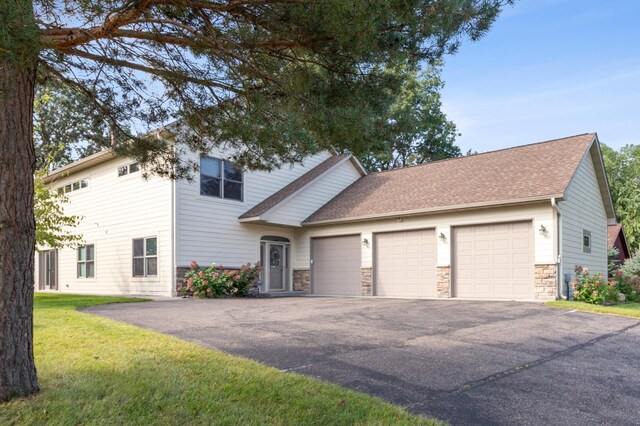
[0,0,512,400]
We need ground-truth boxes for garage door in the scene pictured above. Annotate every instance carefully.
[453,221,534,299]
[375,229,437,297]
[311,235,362,295]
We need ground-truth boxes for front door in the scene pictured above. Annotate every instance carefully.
[38,250,58,291]
[268,243,286,291]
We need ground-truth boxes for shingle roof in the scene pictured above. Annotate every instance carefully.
[304,133,596,224]
[239,154,349,219]
[608,224,623,247]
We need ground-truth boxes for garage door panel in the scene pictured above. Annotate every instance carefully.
[312,235,361,296]
[374,229,436,297]
[453,221,534,299]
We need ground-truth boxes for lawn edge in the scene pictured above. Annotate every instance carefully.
[544,301,640,319]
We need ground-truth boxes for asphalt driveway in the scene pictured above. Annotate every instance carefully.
[87,297,640,425]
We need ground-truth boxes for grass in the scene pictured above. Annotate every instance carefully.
[0,294,439,425]
[545,300,640,319]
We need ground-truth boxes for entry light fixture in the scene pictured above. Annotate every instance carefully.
[439,232,447,242]
[539,224,547,234]
[362,238,369,246]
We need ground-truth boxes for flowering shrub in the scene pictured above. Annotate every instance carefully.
[177,261,262,298]
[609,269,640,302]
[572,265,617,305]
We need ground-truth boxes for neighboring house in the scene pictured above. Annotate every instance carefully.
[608,224,631,266]
[35,132,615,301]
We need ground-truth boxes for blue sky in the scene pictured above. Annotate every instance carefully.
[440,0,640,153]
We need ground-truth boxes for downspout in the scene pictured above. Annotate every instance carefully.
[551,197,565,299]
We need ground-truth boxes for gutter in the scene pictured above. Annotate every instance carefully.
[551,197,565,299]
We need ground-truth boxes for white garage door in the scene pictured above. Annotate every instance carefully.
[375,229,437,297]
[311,235,362,296]
[453,221,534,299]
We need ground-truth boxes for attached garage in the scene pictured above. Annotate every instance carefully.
[311,235,362,295]
[452,221,534,299]
[374,229,437,297]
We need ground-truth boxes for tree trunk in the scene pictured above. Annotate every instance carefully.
[0,59,39,400]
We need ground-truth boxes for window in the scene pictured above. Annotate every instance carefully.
[133,237,158,277]
[583,230,591,253]
[118,162,140,177]
[77,244,95,278]
[58,178,89,194]
[200,157,243,201]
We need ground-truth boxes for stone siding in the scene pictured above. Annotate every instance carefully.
[534,264,557,300]
[361,268,372,296]
[437,266,451,298]
[293,269,310,292]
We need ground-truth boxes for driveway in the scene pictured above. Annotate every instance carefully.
[87,297,640,425]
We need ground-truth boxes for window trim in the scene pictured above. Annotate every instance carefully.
[582,230,592,253]
[58,177,90,194]
[77,244,95,278]
[132,237,158,277]
[200,156,244,202]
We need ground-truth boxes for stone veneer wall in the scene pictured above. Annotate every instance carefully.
[436,266,451,298]
[293,269,310,292]
[534,264,557,300]
[361,268,372,296]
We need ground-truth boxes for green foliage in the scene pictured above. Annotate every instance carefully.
[622,250,640,278]
[34,173,82,250]
[34,80,109,170]
[545,301,640,319]
[602,143,640,253]
[359,65,460,172]
[572,265,617,305]
[178,261,261,297]
[608,246,621,276]
[30,0,512,177]
[609,269,640,303]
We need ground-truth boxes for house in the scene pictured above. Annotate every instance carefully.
[35,131,616,301]
[608,224,631,266]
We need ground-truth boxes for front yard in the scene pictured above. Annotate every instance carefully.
[0,294,438,425]
[545,300,640,319]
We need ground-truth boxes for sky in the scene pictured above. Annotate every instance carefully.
[440,0,640,154]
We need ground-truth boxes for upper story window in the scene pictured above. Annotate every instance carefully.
[57,178,89,195]
[583,230,591,253]
[200,157,243,201]
[118,162,140,177]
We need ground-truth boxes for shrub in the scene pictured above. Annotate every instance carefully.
[610,269,640,302]
[572,265,617,305]
[622,250,640,278]
[608,246,621,277]
[178,261,262,298]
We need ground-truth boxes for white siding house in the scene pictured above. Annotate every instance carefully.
[36,131,616,301]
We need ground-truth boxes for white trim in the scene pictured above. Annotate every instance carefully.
[303,196,563,226]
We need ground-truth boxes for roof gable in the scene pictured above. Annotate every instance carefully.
[304,133,599,225]
[239,154,362,220]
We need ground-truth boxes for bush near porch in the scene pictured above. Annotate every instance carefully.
[177,261,262,298]
[572,265,640,305]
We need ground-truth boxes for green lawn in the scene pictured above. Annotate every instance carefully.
[0,294,439,425]
[545,300,640,319]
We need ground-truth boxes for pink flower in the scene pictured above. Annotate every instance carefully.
[190,260,199,270]
[234,288,238,294]
[202,280,208,286]
[187,278,194,285]
[213,273,219,278]
[199,271,205,278]
[234,275,240,281]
